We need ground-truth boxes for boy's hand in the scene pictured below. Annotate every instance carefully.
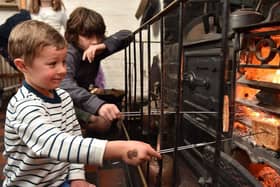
[104,141,161,166]
[70,179,96,187]
[98,103,120,121]
[82,43,106,63]
[121,141,161,166]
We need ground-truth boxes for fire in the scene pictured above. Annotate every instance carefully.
[249,163,280,187]
[240,35,280,83]
[237,105,280,126]
[236,85,259,101]
[234,122,248,133]
[273,70,280,84]
[236,28,280,187]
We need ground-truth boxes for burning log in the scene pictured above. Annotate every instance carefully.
[249,163,280,187]
[234,122,249,134]
[252,119,280,151]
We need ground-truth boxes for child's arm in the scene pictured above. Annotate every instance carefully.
[61,46,106,114]
[82,30,133,63]
[104,140,161,166]
[82,43,106,62]
[103,30,133,53]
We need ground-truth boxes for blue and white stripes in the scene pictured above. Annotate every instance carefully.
[3,83,107,186]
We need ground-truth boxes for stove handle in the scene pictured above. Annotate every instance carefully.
[184,72,209,89]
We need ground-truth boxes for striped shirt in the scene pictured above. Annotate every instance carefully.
[3,81,107,187]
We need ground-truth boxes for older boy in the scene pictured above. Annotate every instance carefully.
[3,20,160,187]
[61,7,133,133]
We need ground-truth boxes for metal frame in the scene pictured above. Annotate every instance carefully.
[122,0,230,186]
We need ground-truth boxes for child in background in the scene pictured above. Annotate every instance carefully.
[29,0,67,33]
[3,20,160,187]
[61,7,133,133]
[0,0,67,68]
[0,10,30,69]
[0,4,107,135]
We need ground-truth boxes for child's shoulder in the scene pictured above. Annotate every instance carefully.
[12,85,40,102]
[56,88,72,99]
[7,86,42,111]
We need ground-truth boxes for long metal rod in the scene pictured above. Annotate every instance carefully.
[212,0,230,185]
[124,49,128,112]
[121,111,217,117]
[159,130,268,154]
[147,25,151,136]
[133,36,137,108]
[128,44,132,111]
[139,30,144,117]
[133,0,188,33]
[157,16,164,187]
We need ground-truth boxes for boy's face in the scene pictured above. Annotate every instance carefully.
[24,46,67,97]
[78,35,102,50]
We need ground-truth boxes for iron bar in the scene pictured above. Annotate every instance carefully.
[147,25,151,135]
[172,1,185,185]
[133,36,137,108]
[212,0,230,185]
[133,0,187,34]
[128,44,132,111]
[159,130,269,154]
[146,25,152,184]
[124,48,128,112]
[121,111,217,117]
[139,30,144,117]
[157,16,165,187]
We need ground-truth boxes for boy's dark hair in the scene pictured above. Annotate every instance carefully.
[65,7,106,47]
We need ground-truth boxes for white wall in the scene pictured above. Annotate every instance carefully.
[0,10,19,24]
[0,0,162,90]
[63,1,161,90]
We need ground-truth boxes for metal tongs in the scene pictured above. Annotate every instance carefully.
[118,114,270,154]
[121,110,217,117]
[159,130,269,154]
[160,141,217,154]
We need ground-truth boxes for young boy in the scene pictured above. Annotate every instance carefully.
[61,7,133,133]
[3,20,160,187]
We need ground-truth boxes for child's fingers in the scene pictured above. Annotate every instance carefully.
[82,51,90,62]
[148,147,161,159]
[86,53,94,62]
[87,55,91,63]
[82,51,93,63]
[116,112,124,120]
[82,52,86,61]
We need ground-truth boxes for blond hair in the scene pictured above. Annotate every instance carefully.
[29,0,65,14]
[8,20,67,65]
